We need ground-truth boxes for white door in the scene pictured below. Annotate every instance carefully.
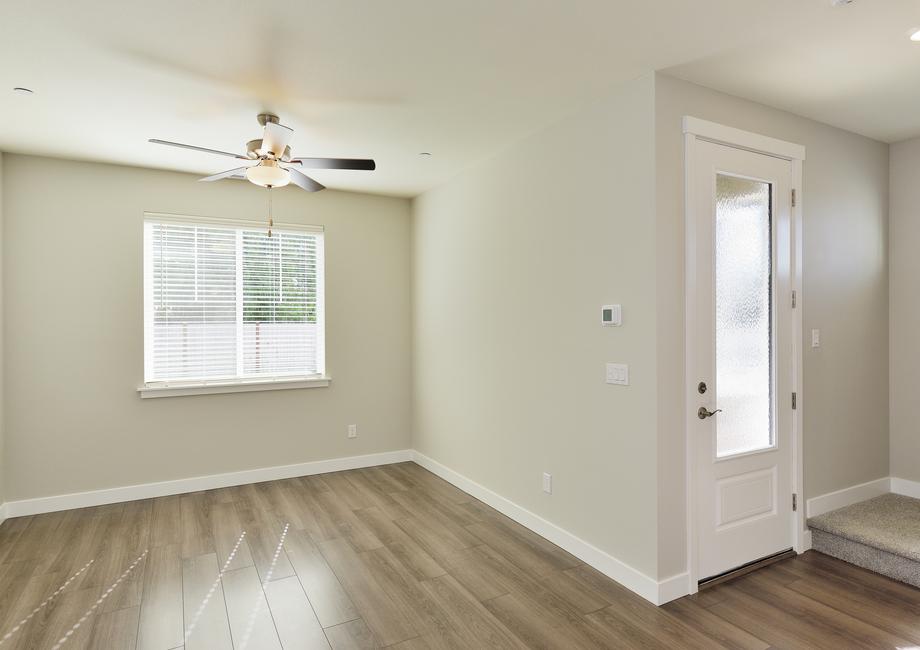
[691,139,795,581]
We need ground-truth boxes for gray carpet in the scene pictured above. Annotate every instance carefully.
[811,529,920,588]
[808,493,920,562]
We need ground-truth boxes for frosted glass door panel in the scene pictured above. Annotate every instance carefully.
[715,175,773,458]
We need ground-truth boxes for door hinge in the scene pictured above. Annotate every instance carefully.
[792,189,797,207]
[792,290,797,308]
[793,494,798,511]
[792,392,797,410]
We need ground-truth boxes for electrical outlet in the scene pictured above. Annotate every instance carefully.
[542,472,552,494]
[811,329,821,348]
[347,424,358,439]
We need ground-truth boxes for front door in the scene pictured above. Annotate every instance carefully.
[691,139,795,581]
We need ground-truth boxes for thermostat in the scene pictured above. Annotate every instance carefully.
[601,304,622,327]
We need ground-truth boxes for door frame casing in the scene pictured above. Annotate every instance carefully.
[682,116,806,594]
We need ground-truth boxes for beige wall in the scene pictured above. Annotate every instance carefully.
[2,154,412,501]
[655,74,890,578]
[0,152,4,507]
[413,75,661,577]
[889,137,920,482]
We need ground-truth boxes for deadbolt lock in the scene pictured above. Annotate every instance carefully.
[698,381,707,394]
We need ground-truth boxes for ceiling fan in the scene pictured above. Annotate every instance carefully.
[149,113,375,192]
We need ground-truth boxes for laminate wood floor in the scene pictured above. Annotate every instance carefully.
[0,462,918,649]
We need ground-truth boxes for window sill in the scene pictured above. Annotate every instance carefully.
[138,376,331,399]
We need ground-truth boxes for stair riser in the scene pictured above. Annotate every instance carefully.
[812,529,920,589]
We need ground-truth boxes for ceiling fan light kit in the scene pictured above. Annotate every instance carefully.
[246,159,290,188]
[148,113,375,193]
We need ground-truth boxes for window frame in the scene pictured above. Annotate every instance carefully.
[139,212,329,398]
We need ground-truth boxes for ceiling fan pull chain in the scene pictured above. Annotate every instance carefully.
[267,187,273,238]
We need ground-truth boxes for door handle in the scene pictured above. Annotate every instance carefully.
[698,407,722,420]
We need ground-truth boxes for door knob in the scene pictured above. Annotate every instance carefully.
[698,407,722,420]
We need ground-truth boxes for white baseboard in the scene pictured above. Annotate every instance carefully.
[0,502,7,528]
[3,449,412,518]
[805,477,890,518]
[410,450,685,605]
[803,476,920,537]
[891,477,920,498]
[657,572,692,604]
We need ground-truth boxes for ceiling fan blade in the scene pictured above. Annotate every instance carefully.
[288,168,325,192]
[149,139,249,160]
[262,122,294,158]
[290,157,376,171]
[198,166,250,182]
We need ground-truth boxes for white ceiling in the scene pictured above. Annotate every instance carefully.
[0,0,915,197]
[664,0,920,144]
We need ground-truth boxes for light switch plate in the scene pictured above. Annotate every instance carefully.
[811,329,820,348]
[606,363,629,386]
[542,472,552,494]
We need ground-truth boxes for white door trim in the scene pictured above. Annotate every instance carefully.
[683,116,805,594]
[682,117,807,162]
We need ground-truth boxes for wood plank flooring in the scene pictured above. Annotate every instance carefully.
[0,462,918,648]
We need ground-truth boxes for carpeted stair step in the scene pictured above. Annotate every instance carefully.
[807,493,920,588]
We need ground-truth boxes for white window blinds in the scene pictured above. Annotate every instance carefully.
[143,215,325,386]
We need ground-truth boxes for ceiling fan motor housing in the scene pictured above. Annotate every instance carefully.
[246,139,292,161]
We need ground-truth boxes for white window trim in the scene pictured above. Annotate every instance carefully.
[141,212,328,398]
[138,375,331,399]
[144,211,325,233]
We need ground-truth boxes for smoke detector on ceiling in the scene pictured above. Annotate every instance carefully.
[831,0,854,5]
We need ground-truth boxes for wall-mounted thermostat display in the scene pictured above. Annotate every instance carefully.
[601,304,622,327]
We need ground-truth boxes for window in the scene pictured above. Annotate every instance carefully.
[142,214,326,395]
